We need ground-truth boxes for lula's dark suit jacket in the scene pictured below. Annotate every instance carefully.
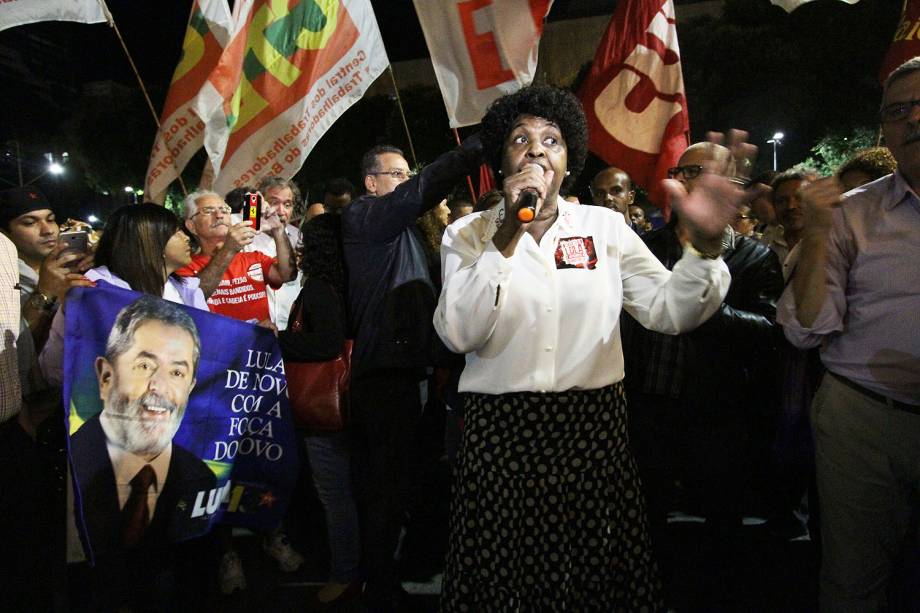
[70,414,217,560]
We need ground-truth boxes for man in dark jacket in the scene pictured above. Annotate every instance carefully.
[342,137,481,611]
[621,142,783,587]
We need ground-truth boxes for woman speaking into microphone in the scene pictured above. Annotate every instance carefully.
[434,84,754,611]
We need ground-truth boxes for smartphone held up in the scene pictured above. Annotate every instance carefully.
[243,192,263,231]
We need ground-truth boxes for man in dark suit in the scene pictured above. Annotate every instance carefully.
[70,295,216,561]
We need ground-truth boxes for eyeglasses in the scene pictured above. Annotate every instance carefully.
[879,99,920,123]
[192,206,231,217]
[267,197,294,208]
[370,169,416,181]
[667,165,703,180]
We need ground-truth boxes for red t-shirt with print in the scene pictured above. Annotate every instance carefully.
[176,251,279,322]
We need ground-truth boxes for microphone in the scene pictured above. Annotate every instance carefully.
[516,190,538,222]
[516,163,545,223]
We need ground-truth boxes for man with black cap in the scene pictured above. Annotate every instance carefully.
[0,187,90,610]
[1,187,91,357]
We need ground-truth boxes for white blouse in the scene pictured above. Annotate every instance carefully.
[434,197,730,395]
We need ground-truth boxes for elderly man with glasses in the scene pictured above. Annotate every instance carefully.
[176,189,295,325]
[777,57,920,612]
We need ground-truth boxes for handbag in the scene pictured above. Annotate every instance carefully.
[284,294,353,431]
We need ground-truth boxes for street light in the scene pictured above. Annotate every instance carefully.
[766,131,784,171]
[48,162,64,175]
[87,214,99,224]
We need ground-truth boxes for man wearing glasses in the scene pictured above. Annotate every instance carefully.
[178,189,295,324]
[342,140,482,610]
[778,57,920,611]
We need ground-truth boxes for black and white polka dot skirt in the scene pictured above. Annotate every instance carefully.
[441,383,663,612]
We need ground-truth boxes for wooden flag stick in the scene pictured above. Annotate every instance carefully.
[386,65,419,168]
[97,0,188,196]
[451,128,477,201]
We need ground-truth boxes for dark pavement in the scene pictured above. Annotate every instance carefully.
[217,453,821,612]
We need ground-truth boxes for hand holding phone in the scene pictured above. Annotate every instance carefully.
[59,230,89,255]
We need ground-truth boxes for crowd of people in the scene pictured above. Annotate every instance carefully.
[1,57,919,613]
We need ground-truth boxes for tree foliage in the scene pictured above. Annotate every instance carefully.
[799,126,879,176]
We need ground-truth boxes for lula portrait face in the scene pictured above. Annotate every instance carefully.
[96,320,197,459]
[500,114,568,202]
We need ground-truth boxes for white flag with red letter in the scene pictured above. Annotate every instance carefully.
[413,0,554,128]
[0,0,108,31]
[578,0,689,211]
[144,0,233,203]
[194,0,388,195]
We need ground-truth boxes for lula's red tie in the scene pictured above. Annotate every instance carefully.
[121,464,156,548]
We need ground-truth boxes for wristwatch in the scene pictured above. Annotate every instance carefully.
[686,243,722,260]
[28,290,57,311]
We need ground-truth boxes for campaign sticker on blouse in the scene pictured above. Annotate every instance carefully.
[555,236,598,270]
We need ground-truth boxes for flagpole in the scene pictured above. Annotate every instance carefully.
[451,128,477,201]
[97,0,188,196]
[386,65,419,168]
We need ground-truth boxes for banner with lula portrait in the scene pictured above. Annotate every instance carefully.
[63,282,299,563]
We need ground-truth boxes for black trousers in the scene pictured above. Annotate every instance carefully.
[350,372,422,605]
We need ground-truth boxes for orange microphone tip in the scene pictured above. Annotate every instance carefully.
[517,208,535,223]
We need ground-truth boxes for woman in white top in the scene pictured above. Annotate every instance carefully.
[434,85,750,611]
[41,203,206,386]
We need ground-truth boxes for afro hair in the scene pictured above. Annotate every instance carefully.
[480,84,588,193]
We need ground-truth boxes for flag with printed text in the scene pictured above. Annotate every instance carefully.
[195,0,388,195]
[578,0,689,211]
[144,0,233,203]
[0,0,108,32]
[413,0,554,128]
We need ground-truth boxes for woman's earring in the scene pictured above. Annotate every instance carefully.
[497,169,503,175]
[565,171,571,176]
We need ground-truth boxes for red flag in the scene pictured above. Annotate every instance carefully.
[578,0,689,212]
[879,0,920,84]
[478,163,495,198]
